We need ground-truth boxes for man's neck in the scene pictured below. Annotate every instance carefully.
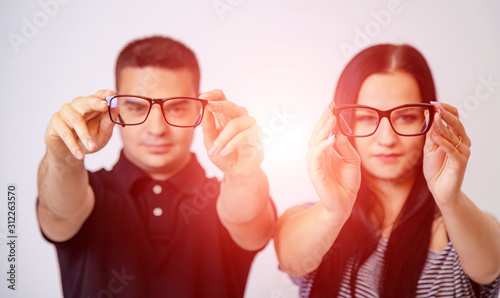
[149,155,192,181]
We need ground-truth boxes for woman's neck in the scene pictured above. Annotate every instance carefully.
[365,170,417,231]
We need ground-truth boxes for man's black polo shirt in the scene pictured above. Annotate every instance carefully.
[45,152,258,297]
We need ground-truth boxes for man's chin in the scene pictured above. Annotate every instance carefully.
[142,154,176,169]
[143,144,174,154]
[141,152,192,179]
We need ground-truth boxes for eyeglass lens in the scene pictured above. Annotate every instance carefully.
[109,96,204,127]
[337,106,432,136]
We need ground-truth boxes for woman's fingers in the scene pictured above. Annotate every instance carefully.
[307,135,337,175]
[309,105,337,147]
[335,134,361,166]
[309,103,334,140]
[433,103,471,147]
[430,130,470,159]
[432,111,469,155]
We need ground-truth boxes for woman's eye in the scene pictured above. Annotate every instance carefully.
[394,113,419,124]
[356,115,377,122]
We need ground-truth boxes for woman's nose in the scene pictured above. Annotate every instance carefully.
[375,118,398,145]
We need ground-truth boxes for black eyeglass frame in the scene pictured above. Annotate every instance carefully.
[105,95,208,128]
[333,103,436,137]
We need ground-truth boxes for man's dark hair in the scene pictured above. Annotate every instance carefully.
[115,35,200,93]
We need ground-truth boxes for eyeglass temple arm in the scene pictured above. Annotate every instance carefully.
[338,115,353,135]
[419,109,435,133]
[105,96,126,127]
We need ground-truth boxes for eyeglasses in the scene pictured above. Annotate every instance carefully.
[105,95,208,127]
[334,103,435,137]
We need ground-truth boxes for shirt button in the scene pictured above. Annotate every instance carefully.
[152,184,162,194]
[153,207,163,216]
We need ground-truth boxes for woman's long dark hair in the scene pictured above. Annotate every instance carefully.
[310,44,438,297]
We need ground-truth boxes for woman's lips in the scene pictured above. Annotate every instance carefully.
[373,153,401,162]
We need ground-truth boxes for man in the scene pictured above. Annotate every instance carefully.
[37,36,276,297]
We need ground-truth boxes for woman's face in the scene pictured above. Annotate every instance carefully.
[353,71,426,182]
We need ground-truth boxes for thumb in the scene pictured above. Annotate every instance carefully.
[100,110,115,133]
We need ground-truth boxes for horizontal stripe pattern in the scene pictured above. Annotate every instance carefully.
[292,238,500,297]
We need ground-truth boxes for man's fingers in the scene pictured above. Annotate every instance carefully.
[205,100,248,119]
[199,89,228,102]
[65,113,97,152]
[95,89,115,99]
[217,126,263,157]
[207,116,256,157]
[201,110,218,150]
[200,89,248,119]
[72,90,114,116]
[47,90,115,157]
[48,115,84,159]
[99,110,115,135]
[58,103,98,151]
[437,102,459,117]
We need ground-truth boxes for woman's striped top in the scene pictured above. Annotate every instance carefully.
[291,238,500,297]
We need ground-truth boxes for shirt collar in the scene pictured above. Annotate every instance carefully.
[113,150,207,195]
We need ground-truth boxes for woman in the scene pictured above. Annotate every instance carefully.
[274,44,500,297]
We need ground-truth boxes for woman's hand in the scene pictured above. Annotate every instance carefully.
[423,102,471,205]
[424,102,500,284]
[306,103,362,221]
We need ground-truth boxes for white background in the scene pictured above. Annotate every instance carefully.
[1,0,499,297]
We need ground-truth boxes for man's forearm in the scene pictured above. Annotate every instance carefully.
[218,169,270,222]
[217,168,275,250]
[38,150,91,219]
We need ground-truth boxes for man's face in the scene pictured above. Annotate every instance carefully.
[117,66,198,180]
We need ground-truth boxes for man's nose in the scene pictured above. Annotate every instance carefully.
[144,105,170,135]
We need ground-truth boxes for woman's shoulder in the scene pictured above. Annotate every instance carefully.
[429,216,448,252]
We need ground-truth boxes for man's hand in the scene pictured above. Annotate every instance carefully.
[45,89,115,161]
[38,89,115,242]
[200,89,274,251]
[200,89,264,178]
